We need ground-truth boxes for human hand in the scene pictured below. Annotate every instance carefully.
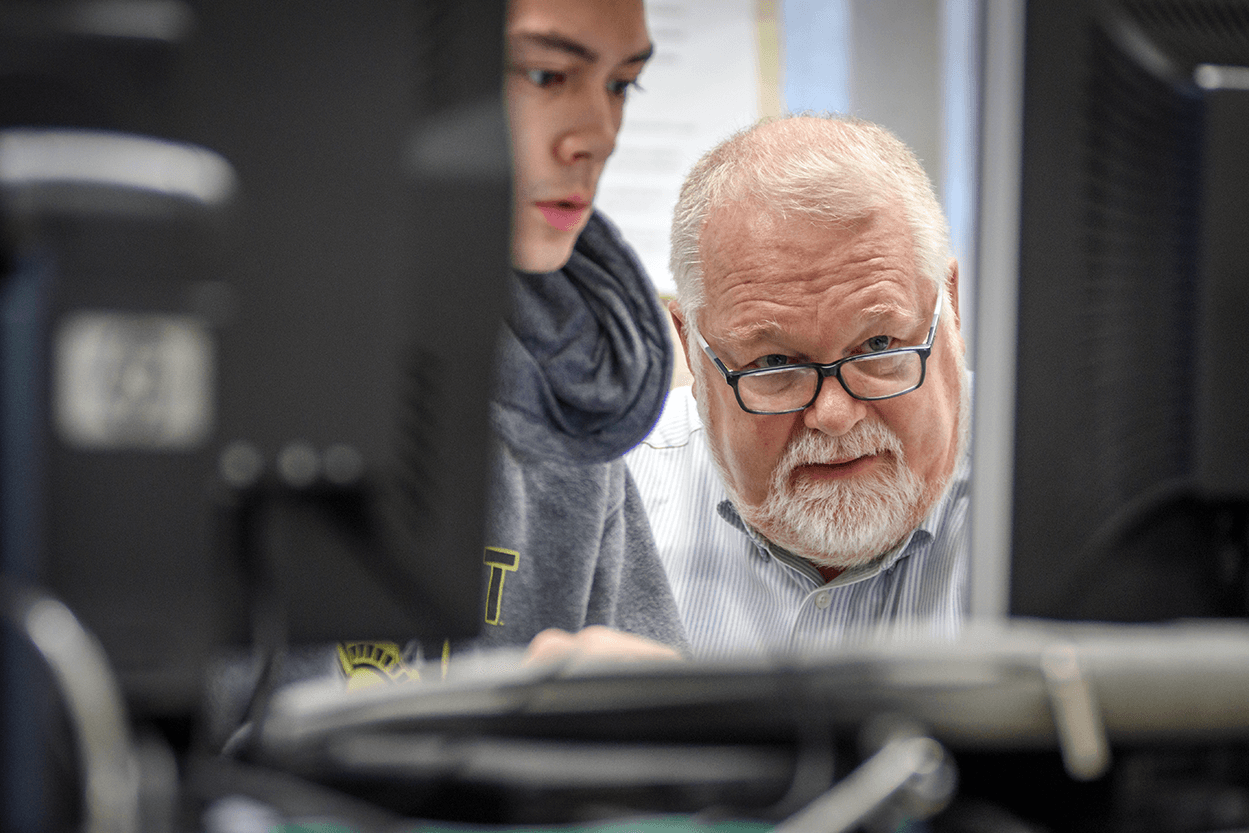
[524,625,684,666]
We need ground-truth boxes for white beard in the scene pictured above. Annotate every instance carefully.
[709,417,929,570]
[747,423,928,568]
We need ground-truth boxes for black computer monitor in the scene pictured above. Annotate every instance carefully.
[972,0,1249,622]
[3,0,509,718]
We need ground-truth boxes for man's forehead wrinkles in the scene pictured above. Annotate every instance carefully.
[707,278,787,334]
[709,286,924,357]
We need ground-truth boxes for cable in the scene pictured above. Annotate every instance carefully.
[1,578,140,833]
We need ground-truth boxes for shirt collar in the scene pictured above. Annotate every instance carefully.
[714,484,946,589]
[712,447,971,583]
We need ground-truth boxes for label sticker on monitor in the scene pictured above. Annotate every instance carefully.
[54,312,214,450]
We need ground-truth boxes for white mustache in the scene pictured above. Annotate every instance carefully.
[779,420,905,471]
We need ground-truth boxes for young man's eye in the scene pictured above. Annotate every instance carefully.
[524,68,565,88]
[607,78,642,99]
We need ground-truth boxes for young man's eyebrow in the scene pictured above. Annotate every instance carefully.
[625,44,655,65]
[512,32,599,62]
[512,32,654,66]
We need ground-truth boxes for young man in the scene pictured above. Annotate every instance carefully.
[627,115,973,658]
[474,0,687,660]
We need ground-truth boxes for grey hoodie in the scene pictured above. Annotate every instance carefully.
[476,211,688,651]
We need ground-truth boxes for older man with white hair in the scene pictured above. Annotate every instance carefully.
[626,113,972,658]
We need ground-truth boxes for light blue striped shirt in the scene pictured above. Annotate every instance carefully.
[625,387,970,659]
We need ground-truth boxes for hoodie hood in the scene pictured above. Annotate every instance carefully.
[492,210,673,464]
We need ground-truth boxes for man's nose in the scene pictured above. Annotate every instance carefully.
[554,93,617,165]
[802,375,868,437]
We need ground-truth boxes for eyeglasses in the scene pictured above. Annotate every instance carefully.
[696,291,942,415]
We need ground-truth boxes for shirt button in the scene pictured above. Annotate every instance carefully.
[814,591,832,609]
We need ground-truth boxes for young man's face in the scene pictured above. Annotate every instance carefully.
[505,0,651,273]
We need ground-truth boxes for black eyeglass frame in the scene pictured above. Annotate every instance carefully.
[696,290,944,415]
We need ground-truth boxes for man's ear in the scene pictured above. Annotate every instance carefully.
[945,258,961,332]
[669,299,697,398]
